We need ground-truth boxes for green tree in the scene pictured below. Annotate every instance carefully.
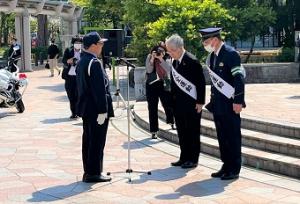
[123,0,162,62]
[147,0,232,60]
[217,0,276,63]
[0,13,15,46]
[72,0,124,29]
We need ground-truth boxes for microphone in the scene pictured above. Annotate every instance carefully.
[118,58,136,68]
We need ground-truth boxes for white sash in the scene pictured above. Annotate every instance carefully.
[171,66,197,100]
[88,58,109,87]
[206,54,235,99]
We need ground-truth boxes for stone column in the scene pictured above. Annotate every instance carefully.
[14,9,32,72]
[22,8,32,71]
[295,31,300,62]
[134,67,146,101]
[71,18,78,35]
[14,15,21,41]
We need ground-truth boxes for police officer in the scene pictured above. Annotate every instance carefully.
[199,27,246,180]
[76,32,114,183]
[8,37,21,72]
[166,34,206,169]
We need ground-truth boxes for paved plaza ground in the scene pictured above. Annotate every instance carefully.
[0,67,299,203]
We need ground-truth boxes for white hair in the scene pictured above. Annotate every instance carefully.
[165,34,184,49]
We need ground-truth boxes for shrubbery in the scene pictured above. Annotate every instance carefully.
[277,47,295,62]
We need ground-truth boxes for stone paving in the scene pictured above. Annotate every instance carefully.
[0,67,299,203]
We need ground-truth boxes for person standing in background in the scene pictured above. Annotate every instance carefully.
[145,44,175,139]
[62,36,82,119]
[47,39,60,77]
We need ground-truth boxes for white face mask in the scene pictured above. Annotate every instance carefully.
[74,43,81,50]
[204,44,214,53]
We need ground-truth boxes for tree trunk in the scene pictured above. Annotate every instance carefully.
[37,15,48,64]
[37,14,48,47]
[245,36,256,63]
[0,13,3,46]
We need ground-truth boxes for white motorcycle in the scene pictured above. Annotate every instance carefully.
[0,46,28,113]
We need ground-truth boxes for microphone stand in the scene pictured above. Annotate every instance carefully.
[107,58,151,182]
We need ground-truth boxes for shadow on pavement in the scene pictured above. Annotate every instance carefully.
[27,181,92,202]
[287,95,300,99]
[129,166,188,184]
[41,117,71,124]
[122,138,161,150]
[156,178,235,199]
[0,111,16,119]
[53,95,68,102]
[37,84,65,92]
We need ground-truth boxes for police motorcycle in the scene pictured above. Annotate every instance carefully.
[0,46,28,113]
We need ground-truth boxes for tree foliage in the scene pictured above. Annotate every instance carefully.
[147,0,233,59]
[124,0,233,63]
[72,0,124,29]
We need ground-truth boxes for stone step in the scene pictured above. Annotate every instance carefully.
[157,108,300,158]
[133,102,300,179]
[201,109,300,140]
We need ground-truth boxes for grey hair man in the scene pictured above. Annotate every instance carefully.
[165,34,206,169]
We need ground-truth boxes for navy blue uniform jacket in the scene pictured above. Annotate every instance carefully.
[207,44,245,115]
[76,51,114,118]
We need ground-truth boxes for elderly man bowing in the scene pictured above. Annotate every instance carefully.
[166,34,206,169]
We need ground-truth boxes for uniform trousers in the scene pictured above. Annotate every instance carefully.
[82,114,109,175]
[65,75,77,116]
[174,110,201,163]
[213,112,242,174]
[146,81,174,133]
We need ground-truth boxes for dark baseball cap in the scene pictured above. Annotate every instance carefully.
[83,32,108,48]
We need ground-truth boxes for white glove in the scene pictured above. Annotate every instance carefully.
[97,113,107,125]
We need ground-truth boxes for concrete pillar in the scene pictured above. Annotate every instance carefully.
[295,31,300,62]
[71,18,78,35]
[14,9,32,72]
[22,8,32,71]
[15,15,21,41]
[134,67,146,101]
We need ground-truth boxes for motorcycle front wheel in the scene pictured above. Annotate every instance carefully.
[16,99,25,113]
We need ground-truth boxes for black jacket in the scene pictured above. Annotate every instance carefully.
[47,44,60,59]
[8,44,21,59]
[62,47,75,80]
[171,51,206,114]
[76,51,114,118]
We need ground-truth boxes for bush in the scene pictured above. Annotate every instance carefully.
[277,47,295,62]
[31,46,48,61]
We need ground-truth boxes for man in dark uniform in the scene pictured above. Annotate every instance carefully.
[166,34,206,169]
[76,32,114,183]
[199,27,246,180]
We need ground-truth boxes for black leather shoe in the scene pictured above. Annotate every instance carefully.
[151,133,157,139]
[221,172,239,180]
[171,160,184,167]
[211,169,225,178]
[181,161,197,169]
[83,174,112,183]
[70,115,78,119]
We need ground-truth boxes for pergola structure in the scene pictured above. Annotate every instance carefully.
[0,0,83,71]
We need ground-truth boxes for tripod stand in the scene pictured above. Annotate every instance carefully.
[107,58,151,182]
